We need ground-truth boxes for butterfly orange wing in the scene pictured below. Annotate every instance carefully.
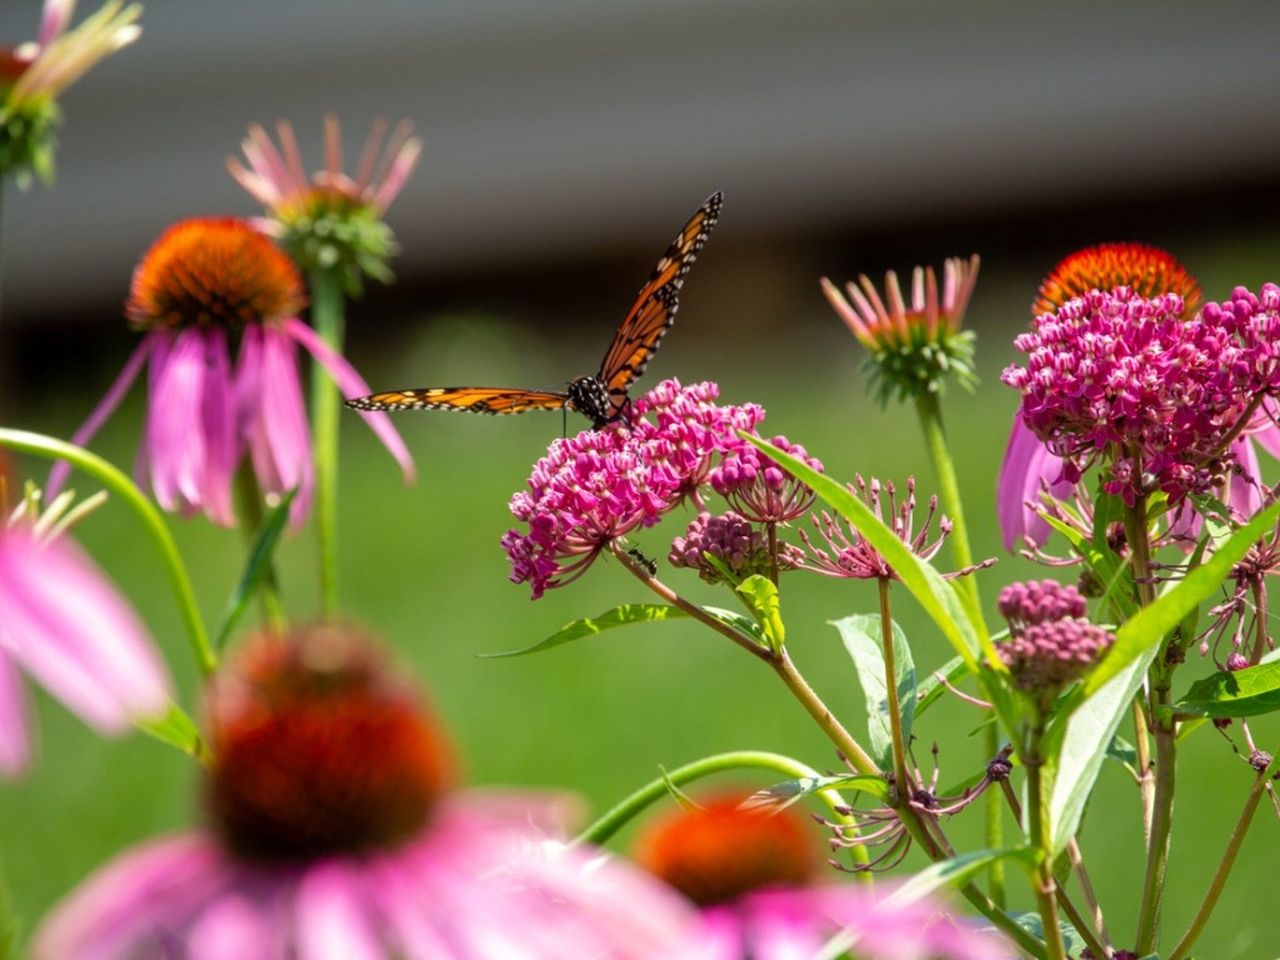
[596,191,723,414]
[345,387,569,415]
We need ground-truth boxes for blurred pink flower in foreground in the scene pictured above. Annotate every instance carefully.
[0,524,171,777]
[636,793,1010,960]
[34,624,697,959]
[49,218,414,529]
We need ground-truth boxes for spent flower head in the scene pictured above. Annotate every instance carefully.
[799,475,993,582]
[228,114,422,295]
[50,217,413,529]
[822,255,980,404]
[34,623,698,959]
[0,0,141,186]
[503,379,763,599]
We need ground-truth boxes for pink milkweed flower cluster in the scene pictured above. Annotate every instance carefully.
[996,579,1113,699]
[503,379,764,598]
[669,510,803,584]
[50,217,414,530]
[33,624,698,959]
[0,523,171,778]
[1001,285,1280,509]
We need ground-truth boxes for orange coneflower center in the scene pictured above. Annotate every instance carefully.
[634,794,818,906]
[126,217,305,331]
[1035,242,1201,318]
[205,624,453,863]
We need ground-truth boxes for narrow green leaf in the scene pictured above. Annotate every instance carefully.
[1046,645,1158,855]
[1177,659,1280,718]
[742,773,890,812]
[831,614,916,769]
[1107,733,1139,769]
[736,575,785,652]
[137,705,208,762]
[1042,512,1136,619]
[915,655,970,718]
[1084,496,1280,696]
[214,488,297,650]
[700,551,741,587]
[741,434,987,665]
[883,848,1035,907]
[479,604,689,657]
[479,603,765,658]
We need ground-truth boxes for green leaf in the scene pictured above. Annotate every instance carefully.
[1107,733,1139,769]
[995,912,1090,957]
[915,655,971,718]
[831,614,916,769]
[883,848,1035,907]
[479,603,764,658]
[137,705,208,762]
[214,488,297,650]
[741,434,989,665]
[1042,512,1137,620]
[1045,645,1158,855]
[1084,496,1280,697]
[736,575,785,652]
[742,773,890,812]
[1177,659,1280,718]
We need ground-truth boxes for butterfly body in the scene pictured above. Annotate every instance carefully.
[345,192,723,427]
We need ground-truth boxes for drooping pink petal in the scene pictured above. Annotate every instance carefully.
[284,316,416,484]
[996,414,1071,551]
[257,326,315,530]
[31,834,227,960]
[0,648,31,777]
[147,328,216,520]
[1229,435,1263,520]
[371,136,423,214]
[747,892,828,960]
[47,333,154,500]
[294,861,383,960]
[187,886,292,960]
[201,327,238,527]
[690,905,746,960]
[0,528,171,733]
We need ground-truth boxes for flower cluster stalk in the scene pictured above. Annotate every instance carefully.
[914,391,1006,906]
[877,579,912,796]
[1025,722,1068,960]
[233,463,285,629]
[308,269,346,615]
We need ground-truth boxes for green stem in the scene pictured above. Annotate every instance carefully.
[308,269,346,616]
[0,428,215,675]
[1168,751,1274,960]
[234,463,286,630]
[1027,721,1068,960]
[576,750,860,848]
[0,832,14,960]
[877,578,911,795]
[915,390,1004,903]
[771,648,880,777]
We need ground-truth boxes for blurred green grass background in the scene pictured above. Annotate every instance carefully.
[3,238,1280,958]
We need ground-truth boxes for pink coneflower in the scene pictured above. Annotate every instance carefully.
[50,217,414,529]
[503,379,763,598]
[33,624,698,959]
[0,0,141,184]
[227,115,422,293]
[822,255,980,403]
[0,522,172,778]
[635,793,1008,960]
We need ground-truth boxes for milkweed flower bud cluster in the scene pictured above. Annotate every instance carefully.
[1002,285,1280,506]
[708,435,822,523]
[503,379,766,598]
[996,580,1113,697]
[668,510,803,584]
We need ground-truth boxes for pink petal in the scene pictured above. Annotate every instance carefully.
[0,529,171,733]
[257,327,315,530]
[201,328,238,527]
[371,136,423,213]
[36,0,75,47]
[47,334,153,500]
[294,861,384,960]
[1230,436,1264,520]
[0,648,31,777]
[188,888,290,960]
[1251,400,1280,459]
[747,893,828,960]
[31,834,226,960]
[285,316,416,484]
[147,328,216,520]
[996,415,1071,551]
[692,905,748,960]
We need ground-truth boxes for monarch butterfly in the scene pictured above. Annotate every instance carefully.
[345,191,723,428]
